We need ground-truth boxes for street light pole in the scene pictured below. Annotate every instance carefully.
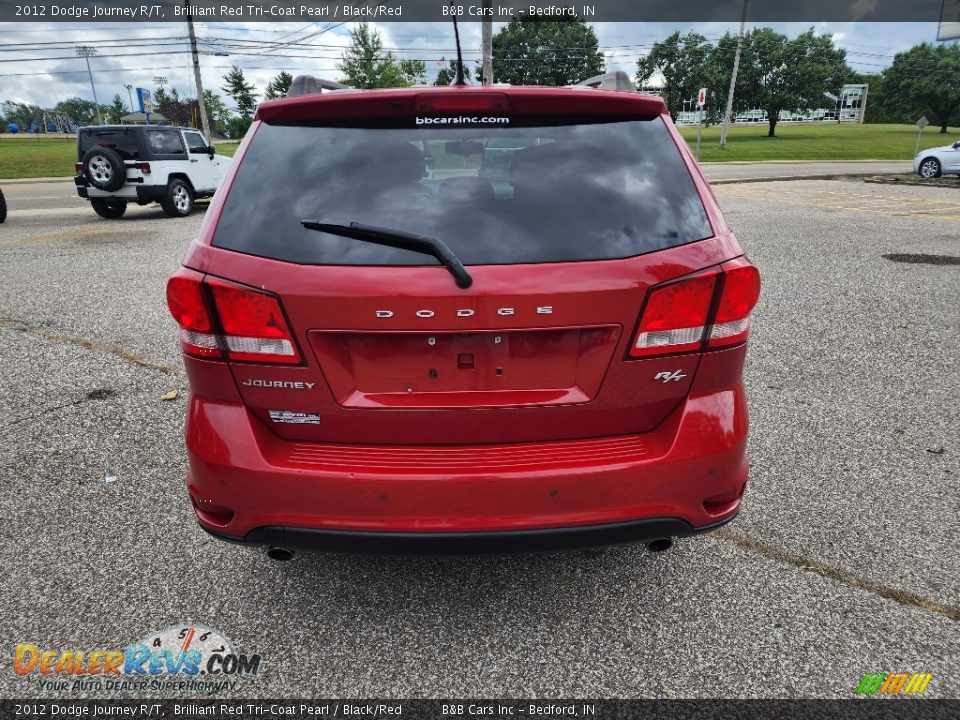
[719,0,748,150]
[481,1,493,86]
[186,0,212,139]
[124,83,134,112]
[76,46,103,125]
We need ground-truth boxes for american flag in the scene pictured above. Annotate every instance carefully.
[436,56,446,68]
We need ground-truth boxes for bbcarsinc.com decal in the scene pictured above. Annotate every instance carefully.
[13,624,261,694]
[415,116,511,126]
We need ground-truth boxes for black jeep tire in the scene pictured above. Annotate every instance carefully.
[82,147,127,192]
[90,198,127,219]
[160,178,194,217]
[0,189,6,223]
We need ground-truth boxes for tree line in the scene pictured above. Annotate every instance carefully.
[3,20,957,138]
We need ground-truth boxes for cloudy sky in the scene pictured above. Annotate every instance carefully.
[0,21,948,113]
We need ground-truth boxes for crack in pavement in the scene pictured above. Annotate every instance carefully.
[0,317,171,374]
[717,527,960,623]
[9,387,118,426]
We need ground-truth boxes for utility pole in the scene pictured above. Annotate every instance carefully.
[124,84,134,112]
[719,0,748,149]
[186,0,211,139]
[481,0,493,86]
[76,46,103,125]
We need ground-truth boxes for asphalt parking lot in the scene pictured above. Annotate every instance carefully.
[1,177,958,699]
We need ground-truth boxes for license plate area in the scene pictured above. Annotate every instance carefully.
[309,326,620,409]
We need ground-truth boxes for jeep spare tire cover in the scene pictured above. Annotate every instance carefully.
[82,147,127,192]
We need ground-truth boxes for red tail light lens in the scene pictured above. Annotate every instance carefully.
[629,259,760,358]
[74,163,84,174]
[207,278,300,364]
[166,271,301,364]
[708,260,761,349]
[135,162,151,174]
[414,92,509,113]
[166,270,221,358]
[630,272,718,357]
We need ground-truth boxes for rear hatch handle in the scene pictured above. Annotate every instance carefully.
[300,220,473,289]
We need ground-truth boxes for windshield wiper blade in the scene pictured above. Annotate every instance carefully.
[300,220,473,289]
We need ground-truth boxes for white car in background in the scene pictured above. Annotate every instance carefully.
[914,139,960,179]
[75,125,231,218]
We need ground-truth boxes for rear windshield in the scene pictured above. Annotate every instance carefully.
[78,128,140,160]
[212,118,712,266]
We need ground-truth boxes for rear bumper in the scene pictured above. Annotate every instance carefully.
[202,513,738,555]
[184,347,750,551]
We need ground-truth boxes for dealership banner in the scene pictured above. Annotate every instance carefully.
[0,0,955,22]
[2,700,959,719]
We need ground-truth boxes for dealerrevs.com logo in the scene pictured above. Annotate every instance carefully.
[415,116,510,125]
[13,625,261,694]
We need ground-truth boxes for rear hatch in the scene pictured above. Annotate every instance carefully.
[191,88,745,445]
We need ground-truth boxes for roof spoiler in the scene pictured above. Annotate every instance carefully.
[287,75,350,97]
[575,71,636,91]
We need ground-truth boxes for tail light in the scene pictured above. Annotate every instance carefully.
[135,162,151,174]
[707,259,761,348]
[75,163,84,174]
[165,270,301,364]
[630,259,759,358]
[207,278,300,364]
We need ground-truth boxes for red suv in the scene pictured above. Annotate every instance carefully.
[166,72,760,557]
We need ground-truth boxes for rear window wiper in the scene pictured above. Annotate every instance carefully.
[300,220,473,289]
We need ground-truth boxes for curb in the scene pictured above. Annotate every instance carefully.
[0,176,73,185]
[709,172,896,185]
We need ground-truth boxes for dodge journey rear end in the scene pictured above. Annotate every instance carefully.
[166,73,760,556]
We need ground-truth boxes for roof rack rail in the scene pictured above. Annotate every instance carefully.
[575,71,636,91]
[287,75,350,97]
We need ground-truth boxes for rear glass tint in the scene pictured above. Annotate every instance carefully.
[78,128,140,159]
[212,118,712,266]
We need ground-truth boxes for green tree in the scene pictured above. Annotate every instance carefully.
[109,94,128,122]
[2,101,42,129]
[202,89,231,134]
[637,31,712,121]
[221,65,257,119]
[738,27,850,137]
[263,70,294,100]
[54,97,105,123]
[338,24,425,88]
[152,86,169,109]
[873,43,960,133]
[484,16,604,86]
[434,59,472,86]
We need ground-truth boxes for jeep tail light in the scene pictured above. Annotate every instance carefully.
[708,260,761,348]
[629,259,760,358]
[630,272,718,357]
[207,278,300,364]
[75,162,84,174]
[135,162,151,174]
[166,270,221,358]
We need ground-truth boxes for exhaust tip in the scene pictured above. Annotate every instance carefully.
[646,538,673,553]
[266,546,294,562]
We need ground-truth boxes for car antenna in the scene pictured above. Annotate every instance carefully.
[450,2,467,86]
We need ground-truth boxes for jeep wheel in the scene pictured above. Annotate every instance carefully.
[82,147,127,192]
[0,189,6,223]
[160,179,193,217]
[90,198,127,219]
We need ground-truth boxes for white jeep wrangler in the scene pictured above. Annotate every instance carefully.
[75,125,231,219]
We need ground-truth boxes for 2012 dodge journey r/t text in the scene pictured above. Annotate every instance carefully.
[166,71,760,557]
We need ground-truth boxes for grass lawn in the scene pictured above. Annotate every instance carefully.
[678,122,959,162]
[0,137,241,179]
[0,124,957,179]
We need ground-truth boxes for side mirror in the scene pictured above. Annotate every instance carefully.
[953,141,960,149]
[208,145,216,158]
